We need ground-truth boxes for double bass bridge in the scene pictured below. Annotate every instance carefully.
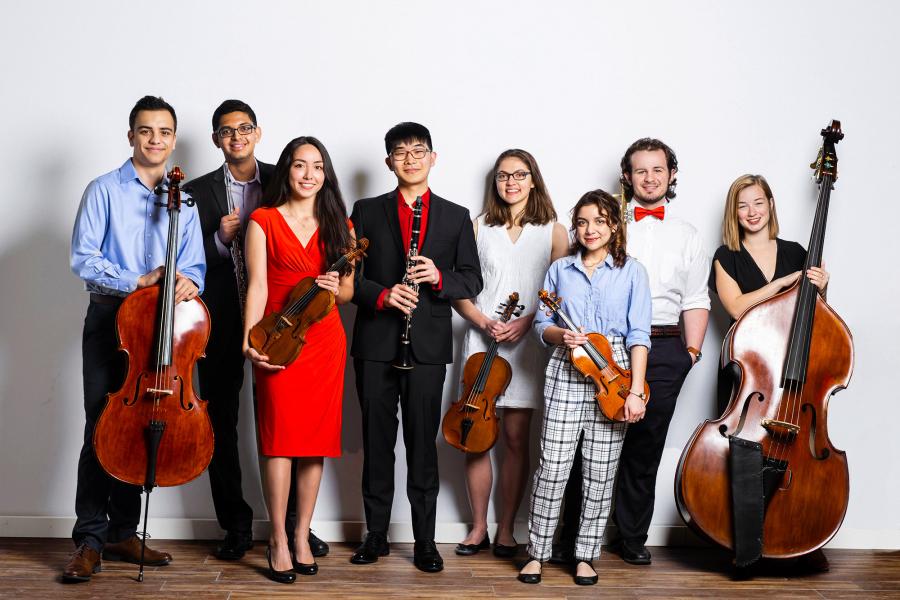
[761,418,799,442]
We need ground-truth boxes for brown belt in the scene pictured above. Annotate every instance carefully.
[90,293,125,306]
[651,325,682,338]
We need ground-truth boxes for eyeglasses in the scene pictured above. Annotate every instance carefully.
[496,171,531,182]
[390,147,430,161]
[216,123,257,138]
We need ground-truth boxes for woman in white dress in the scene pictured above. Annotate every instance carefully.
[453,149,568,557]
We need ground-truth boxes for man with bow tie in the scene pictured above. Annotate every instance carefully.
[552,138,709,567]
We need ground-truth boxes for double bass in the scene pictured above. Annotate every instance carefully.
[92,166,214,580]
[675,121,852,564]
[442,292,522,453]
[248,238,369,366]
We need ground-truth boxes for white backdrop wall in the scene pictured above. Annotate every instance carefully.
[1,0,897,548]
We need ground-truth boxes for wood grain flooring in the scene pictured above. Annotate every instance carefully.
[0,538,897,599]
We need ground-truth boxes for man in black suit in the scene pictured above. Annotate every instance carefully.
[188,99,327,560]
[348,122,482,573]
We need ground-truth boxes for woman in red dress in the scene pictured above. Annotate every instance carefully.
[243,136,355,583]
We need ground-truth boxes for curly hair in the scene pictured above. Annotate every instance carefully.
[619,137,678,201]
[569,189,627,268]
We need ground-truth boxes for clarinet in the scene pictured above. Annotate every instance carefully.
[223,164,249,315]
[393,195,423,370]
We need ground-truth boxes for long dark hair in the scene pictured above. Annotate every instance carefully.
[262,136,352,274]
[569,189,627,268]
[484,148,557,227]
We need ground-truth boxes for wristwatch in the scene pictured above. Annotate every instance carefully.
[686,346,702,363]
[628,390,646,400]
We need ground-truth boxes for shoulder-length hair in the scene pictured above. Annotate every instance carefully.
[722,174,780,251]
[569,189,627,268]
[262,136,352,274]
[484,149,557,227]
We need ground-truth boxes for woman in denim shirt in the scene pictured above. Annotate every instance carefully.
[518,189,651,586]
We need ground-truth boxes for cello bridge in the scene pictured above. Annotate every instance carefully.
[146,387,174,396]
[761,418,799,441]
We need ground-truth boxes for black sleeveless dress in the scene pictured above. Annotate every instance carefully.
[709,238,807,415]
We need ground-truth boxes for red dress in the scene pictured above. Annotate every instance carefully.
[250,207,345,457]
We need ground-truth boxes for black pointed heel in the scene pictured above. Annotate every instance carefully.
[455,534,490,556]
[292,556,319,575]
[266,545,296,584]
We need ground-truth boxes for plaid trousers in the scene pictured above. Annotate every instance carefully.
[526,339,629,562]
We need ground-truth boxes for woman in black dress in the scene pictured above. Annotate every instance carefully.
[709,173,831,572]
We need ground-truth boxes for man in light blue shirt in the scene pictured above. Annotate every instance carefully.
[64,96,205,583]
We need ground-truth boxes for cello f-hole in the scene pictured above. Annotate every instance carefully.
[724,391,765,437]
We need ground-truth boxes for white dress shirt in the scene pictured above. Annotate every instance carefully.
[214,161,263,258]
[626,201,710,325]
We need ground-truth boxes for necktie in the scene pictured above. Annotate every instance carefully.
[634,205,665,221]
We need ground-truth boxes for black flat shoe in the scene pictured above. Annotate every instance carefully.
[517,558,542,584]
[492,541,518,558]
[455,534,490,556]
[574,560,598,585]
[413,540,444,573]
[350,532,389,564]
[265,546,296,584]
[214,531,253,560]
[292,556,319,576]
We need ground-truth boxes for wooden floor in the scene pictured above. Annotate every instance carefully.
[0,538,897,599]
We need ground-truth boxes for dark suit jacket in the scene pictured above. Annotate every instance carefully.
[350,190,482,364]
[186,161,275,308]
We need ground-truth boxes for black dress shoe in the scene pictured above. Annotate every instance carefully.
[517,558,542,584]
[265,546,296,584]
[291,555,319,576]
[574,560,598,585]
[455,534,490,556]
[214,531,253,560]
[309,531,329,557]
[350,532,389,564]
[548,544,575,565]
[492,541,518,558]
[619,539,651,565]
[413,540,444,573]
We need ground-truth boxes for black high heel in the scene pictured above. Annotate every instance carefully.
[574,560,598,586]
[517,558,542,584]
[292,540,319,575]
[266,545,296,584]
[455,534,490,556]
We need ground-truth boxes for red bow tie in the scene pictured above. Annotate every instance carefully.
[634,205,665,222]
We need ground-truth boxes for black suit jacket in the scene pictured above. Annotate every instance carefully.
[186,161,275,306]
[350,190,482,365]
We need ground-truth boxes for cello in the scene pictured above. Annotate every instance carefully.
[442,292,522,453]
[92,166,214,580]
[675,121,852,564]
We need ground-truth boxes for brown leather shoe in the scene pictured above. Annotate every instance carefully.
[103,536,172,566]
[62,544,101,583]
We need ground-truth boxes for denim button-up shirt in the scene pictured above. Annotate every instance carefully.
[534,253,652,350]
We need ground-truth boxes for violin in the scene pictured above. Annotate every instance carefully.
[91,167,214,580]
[538,289,649,421]
[675,121,852,563]
[248,238,368,366]
[442,292,522,453]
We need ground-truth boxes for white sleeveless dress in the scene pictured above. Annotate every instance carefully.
[459,215,555,409]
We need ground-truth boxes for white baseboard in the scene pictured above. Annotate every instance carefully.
[1,516,896,549]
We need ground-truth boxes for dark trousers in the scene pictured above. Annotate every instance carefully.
[197,286,254,536]
[354,358,446,541]
[558,336,693,547]
[72,301,141,552]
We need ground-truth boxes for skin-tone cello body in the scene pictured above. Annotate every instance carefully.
[93,167,215,488]
[676,121,852,558]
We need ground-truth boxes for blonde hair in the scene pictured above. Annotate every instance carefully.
[722,174,780,251]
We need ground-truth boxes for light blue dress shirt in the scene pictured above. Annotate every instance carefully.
[70,158,206,297]
[534,253,652,350]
